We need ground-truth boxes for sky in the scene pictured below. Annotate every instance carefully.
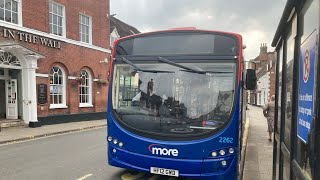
[110,0,287,60]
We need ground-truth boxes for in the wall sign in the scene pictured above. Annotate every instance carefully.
[1,28,61,49]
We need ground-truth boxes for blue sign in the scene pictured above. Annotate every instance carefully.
[297,31,317,143]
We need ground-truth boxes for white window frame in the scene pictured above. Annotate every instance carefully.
[258,93,262,105]
[0,0,22,25]
[79,69,93,107]
[49,1,66,38]
[110,34,118,47]
[263,91,266,105]
[110,28,119,47]
[49,66,67,109]
[79,13,92,44]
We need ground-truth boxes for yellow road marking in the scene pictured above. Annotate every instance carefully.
[121,172,146,180]
[76,174,93,180]
[148,175,160,180]
[168,177,177,180]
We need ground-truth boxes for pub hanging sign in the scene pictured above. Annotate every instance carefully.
[1,28,61,49]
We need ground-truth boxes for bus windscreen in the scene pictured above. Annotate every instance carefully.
[111,62,236,139]
[115,32,238,56]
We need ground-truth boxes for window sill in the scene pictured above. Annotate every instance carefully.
[79,41,92,45]
[79,104,93,108]
[0,20,22,27]
[49,105,68,109]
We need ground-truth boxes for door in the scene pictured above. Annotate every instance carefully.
[5,79,18,119]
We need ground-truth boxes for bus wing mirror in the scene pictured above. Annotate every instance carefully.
[245,69,257,90]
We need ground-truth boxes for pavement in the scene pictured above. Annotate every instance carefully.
[243,105,273,180]
[0,119,106,144]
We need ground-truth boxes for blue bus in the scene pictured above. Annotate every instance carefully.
[107,28,256,179]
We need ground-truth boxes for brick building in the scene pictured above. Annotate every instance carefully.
[0,0,110,127]
[248,43,276,106]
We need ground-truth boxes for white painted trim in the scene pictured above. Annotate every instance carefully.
[68,76,77,80]
[88,70,92,105]
[89,15,92,45]
[0,20,111,53]
[110,28,120,47]
[79,103,93,108]
[18,0,23,26]
[0,64,23,69]
[62,2,66,38]
[62,67,67,106]
[0,76,10,80]
[112,28,120,38]
[36,73,48,77]
[129,30,136,35]
[49,104,68,109]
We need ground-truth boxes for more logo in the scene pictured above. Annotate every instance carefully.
[148,144,179,157]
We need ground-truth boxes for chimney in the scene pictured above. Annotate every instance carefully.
[260,43,268,54]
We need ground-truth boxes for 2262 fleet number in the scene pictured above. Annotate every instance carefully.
[219,137,233,143]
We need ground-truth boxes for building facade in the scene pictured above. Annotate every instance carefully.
[0,0,110,127]
[248,43,276,106]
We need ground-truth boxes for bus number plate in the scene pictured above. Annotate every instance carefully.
[150,167,179,177]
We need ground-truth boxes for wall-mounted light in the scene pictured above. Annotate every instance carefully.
[100,58,108,64]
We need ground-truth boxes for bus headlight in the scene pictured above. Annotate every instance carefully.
[113,139,118,144]
[229,148,234,154]
[219,150,225,156]
[119,142,123,148]
[107,136,112,142]
[221,160,227,166]
[211,151,217,157]
[112,148,117,153]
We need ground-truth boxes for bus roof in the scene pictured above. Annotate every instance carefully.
[114,28,242,44]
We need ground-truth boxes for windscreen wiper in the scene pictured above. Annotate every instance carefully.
[157,57,233,74]
[118,57,175,73]
[157,57,205,74]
